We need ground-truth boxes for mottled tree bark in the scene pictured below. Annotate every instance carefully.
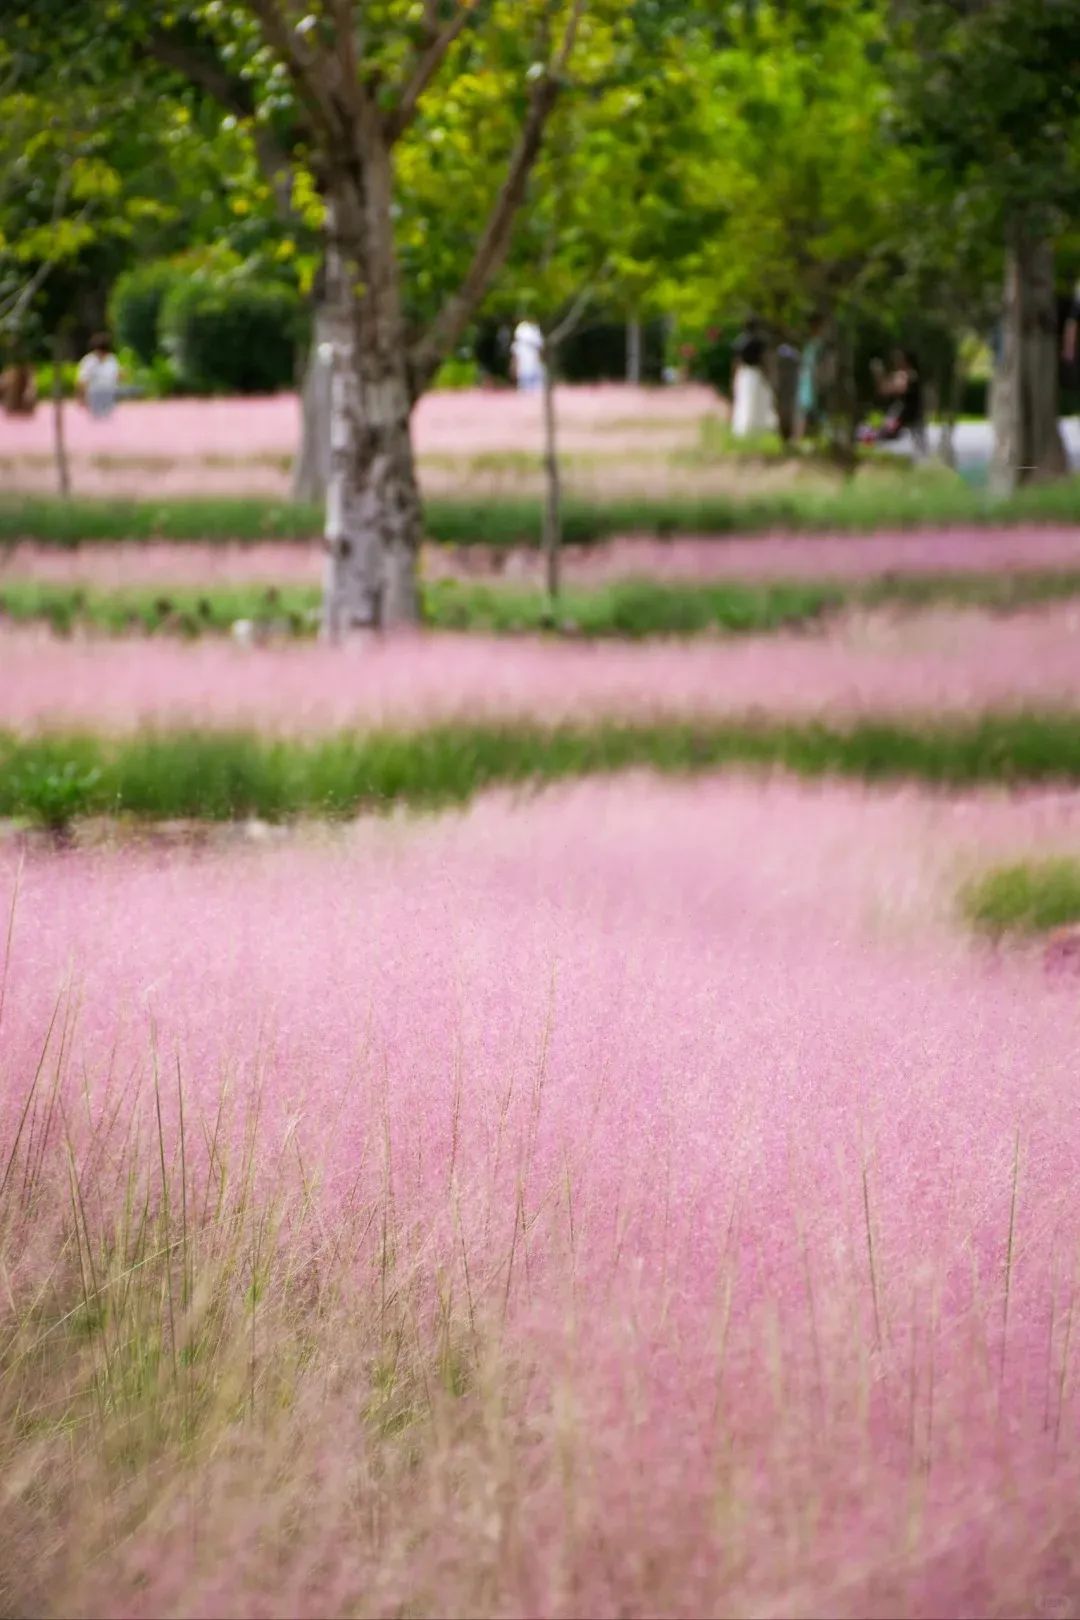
[321,154,422,637]
[991,230,1067,495]
[244,0,584,638]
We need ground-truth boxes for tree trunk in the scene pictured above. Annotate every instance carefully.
[542,354,561,604]
[626,318,642,387]
[51,332,70,499]
[292,288,334,505]
[774,345,799,446]
[990,230,1067,496]
[321,158,423,638]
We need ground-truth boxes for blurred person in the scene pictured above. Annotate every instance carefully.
[858,347,925,450]
[76,331,122,419]
[731,316,777,437]
[0,356,37,415]
[510,317,545,393]
[796,313,827,442]
[1064,278,1079,380]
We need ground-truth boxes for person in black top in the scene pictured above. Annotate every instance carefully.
[733,318,767,369]
[731,316,777,437]
[1064,282,1079,377]
[858,348,925,448]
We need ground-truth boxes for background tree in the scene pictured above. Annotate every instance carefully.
[0,29,262,492]
[893,0,1080,492]
[10,2,635,578]
[467,16,711,602]
[144,0,615,636]
[656,0,915,454]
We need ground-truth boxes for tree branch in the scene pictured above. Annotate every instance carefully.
[409,0,587,396]
[325,0,366,125]
[546,273,602,350]
[383,1,484,145]
[146,29,254,120]
[0,173,88,335]
[245,0,351,153]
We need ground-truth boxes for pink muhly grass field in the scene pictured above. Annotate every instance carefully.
[5,776,1080,1616]
[6,526,1080,590]
[0,383,716,471]
[4,605,1080,734]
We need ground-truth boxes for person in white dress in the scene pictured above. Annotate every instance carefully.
[731,317,777,438]
[76,333,122,419]
[510,319,545,393]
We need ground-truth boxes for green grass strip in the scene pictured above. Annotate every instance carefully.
[0,577,842,639]
[6,713,1080,828]
[4,477,1080,549]
[961,857,1080,936]
[7,571,1080,642]
[0,580,319,637]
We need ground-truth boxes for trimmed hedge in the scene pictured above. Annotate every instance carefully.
[160,279,306,395]
[109,261,186,366]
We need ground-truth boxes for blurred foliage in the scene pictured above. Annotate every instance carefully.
[110,261,190,365]
[159,275,306,393]
[0,0,1077,397]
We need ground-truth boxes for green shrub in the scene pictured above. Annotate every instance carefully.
[11,757,103,832]
[110,261,186,366]
[134,350,183,399]
[33,361,79,399]
[961,858,1080,935]
[434,355,481,390]
[160,278,306,395]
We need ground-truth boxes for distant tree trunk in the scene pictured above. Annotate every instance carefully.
[542,351,561,603]
[292,283,334,505]
[990,230,1067,496]
[321,160,422,639]
[626,317,642,386]
[51,331,70,499]
[774,345,799,446]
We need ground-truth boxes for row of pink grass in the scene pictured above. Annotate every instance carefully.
[5,525,1080,589]
[0,382,718,461]
[4,607,1080,733]
[5,776,1080,1613]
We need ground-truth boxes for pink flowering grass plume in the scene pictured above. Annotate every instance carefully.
[0,385,719,497]
[436,525,1080,588]
[5,776,1080,1615]
[6,527,1080,591]
[0,382,717,462]
[4,605,1080,736]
